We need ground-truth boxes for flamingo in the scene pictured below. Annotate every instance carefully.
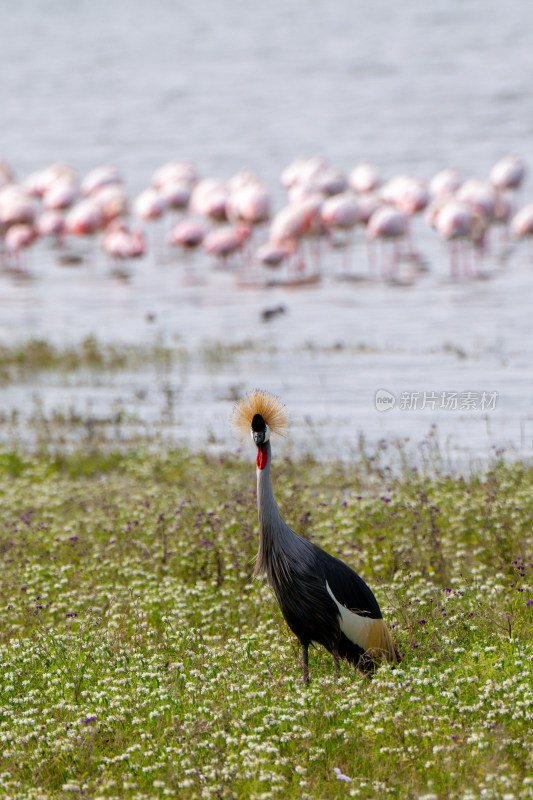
[152,161,198,191]
[167,217,206,251]
[101,219,146,267]
[93,184,129,226]
[269,196,325,276]
[0,185,36,229]
[65,198,103,237]
[203,223,252,264]
[159,181,191,212]
[36,210,66,247]
[321,192,361,271]
[42,178,77,211]
[134,188,167,221]
[280,157,326,190]
[190,179,229,222]
[366,205,409,280]
[454,179,499,258]
[81,165,122,196]
[3,223,37,270]
[312,166,347,196]
[429,168,462,200]
[23,164,76,199]
[379,175,429,262]
[510,203,533,259]
[490,155,526,192]
[434,197,487,278]
[255,241,294,269]
[227,180,271,226]
[63,198,104,263]
[349,162,381,194]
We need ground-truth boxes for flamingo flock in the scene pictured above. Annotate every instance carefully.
[1,153,532,283]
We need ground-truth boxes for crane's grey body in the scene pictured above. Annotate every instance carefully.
[254,439,395,681]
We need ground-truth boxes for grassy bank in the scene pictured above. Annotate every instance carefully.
[0,448,532,799]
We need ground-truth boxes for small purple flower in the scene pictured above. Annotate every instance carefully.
[333,768,352,783]
[526,600,533,606]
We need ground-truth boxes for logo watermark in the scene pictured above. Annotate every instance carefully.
[375,390,498,412]
[375,389,396,412]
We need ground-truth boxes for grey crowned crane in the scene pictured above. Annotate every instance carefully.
[233,389,399,683]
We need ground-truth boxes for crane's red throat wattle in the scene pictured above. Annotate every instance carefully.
[256,446,268,470]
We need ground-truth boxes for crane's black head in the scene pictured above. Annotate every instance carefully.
[251,413,270,447]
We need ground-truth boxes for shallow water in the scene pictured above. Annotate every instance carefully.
[1,0,533,464]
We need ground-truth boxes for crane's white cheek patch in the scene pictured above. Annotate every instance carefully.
[325,581,376,650]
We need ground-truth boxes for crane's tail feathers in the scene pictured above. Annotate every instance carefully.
[232,389,289,439]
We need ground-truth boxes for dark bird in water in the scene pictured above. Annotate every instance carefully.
[233,389,399,683]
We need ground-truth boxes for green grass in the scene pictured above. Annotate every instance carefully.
[0,449,532,799]
[0,336,188,384]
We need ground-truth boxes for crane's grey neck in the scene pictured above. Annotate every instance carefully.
[254,440,286,576]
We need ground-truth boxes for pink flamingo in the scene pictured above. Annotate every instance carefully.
[0,185,36,229]
[160,181,191,212]
[63,198,104,264]
[380,175,429,261]
[349,162,381,194]
[168,217,206,250]
[280,157,326,190]
[65,198,103,237]
[203,223,252,265]
[3,223,37,270]
[356,193,382,225]
[255,241,294,269]
[134,188,167,221]
[227,180,271,226]
[321,193,360,231]
[167,217,206,278]
[190,179,229,222]
[490,155,526,192]
[456,179,497,220]
[101,219,146,267]
[43,178,77,211]
[152,161,198,190]
[320,192,360,270]
[36,210,66,247]
[81,165,122,196]
[23,164,76,199]
[434,198,487,278]
[93,184,129,226]
[455,179,498,257]
[510,203,533,259]
[312,166,347,196]
[366,205,409,280]
[270,196,324,275]
[429,168,462,200]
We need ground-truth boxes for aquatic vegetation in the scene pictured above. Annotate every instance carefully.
[0,336,192,383]
[0,449,531,799]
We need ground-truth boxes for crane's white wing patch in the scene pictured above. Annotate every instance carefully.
[325,580,374,650]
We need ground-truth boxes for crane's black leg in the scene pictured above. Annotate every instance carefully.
[301,643,309,685]
[333,650,340,679]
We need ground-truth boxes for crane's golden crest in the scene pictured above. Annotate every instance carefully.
[232,390,289,439]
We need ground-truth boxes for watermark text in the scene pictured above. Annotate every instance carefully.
[375,390,498,412]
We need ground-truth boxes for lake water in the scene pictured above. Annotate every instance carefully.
[1,0,533,466]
